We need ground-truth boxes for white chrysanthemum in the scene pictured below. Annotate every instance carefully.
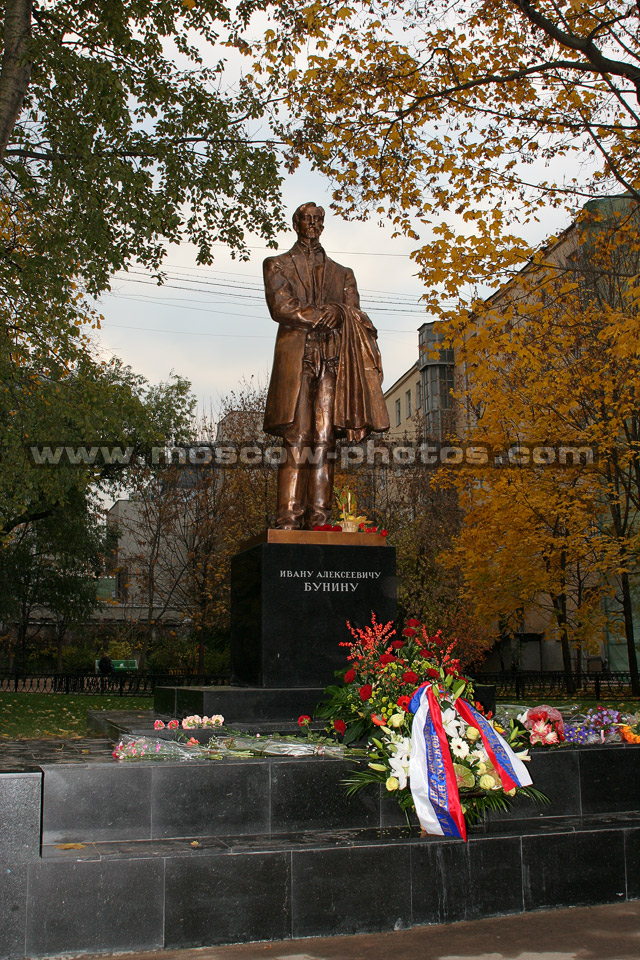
[450,737,469,759]
[470,748,489,764]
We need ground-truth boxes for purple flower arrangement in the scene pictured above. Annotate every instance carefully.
[564,706,621,744]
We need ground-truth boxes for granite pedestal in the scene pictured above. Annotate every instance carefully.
[230,529,396,688]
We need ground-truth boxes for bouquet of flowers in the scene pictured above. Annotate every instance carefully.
[318,615,547,836]
[316,615,467,743]
[565,705,622,744]
[619,716,640,744]
[517,705,565,745]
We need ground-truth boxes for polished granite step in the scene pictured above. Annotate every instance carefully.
[39,811,640,862]
[2,738,640,959]
[11,818,640,956]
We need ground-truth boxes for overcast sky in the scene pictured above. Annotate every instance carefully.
[90,161,453,415]
[90,156,575,419]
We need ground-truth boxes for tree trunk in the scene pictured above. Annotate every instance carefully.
[620,570,640,696]
[197,630,205,676]
[552,589,576,694]
[559,625,576,694]
[55,622,67,672]
[0,0,32,160]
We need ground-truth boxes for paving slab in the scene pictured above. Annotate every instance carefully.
[74,901,640,960]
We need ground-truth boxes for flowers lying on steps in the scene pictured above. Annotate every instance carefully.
[517,705,565,745]
[113,731,347,762]
[564,706,623,744]
[620,720,640,744]
[154,714,224,731]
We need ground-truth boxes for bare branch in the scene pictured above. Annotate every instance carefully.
[511,0,640,104]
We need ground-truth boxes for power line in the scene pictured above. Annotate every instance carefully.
[109,275,428,314]
[155,261,425,301]
[97,320,273,340]
[97,318,418,339]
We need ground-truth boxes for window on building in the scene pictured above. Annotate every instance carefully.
[395,398,401,427]
[405,389,412,418]
[416,380,422,410]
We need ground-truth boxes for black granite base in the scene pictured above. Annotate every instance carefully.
[231,540,396,687]
[153,684,326,723]
[0,743,639,958]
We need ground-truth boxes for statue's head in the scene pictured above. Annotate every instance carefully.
[293,202,325,242]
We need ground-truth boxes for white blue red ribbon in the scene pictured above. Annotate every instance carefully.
[408,684,532,842]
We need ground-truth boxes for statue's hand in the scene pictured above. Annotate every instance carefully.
[314,303,342,330]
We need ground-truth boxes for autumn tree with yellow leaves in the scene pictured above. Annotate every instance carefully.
[443,199,640,693]
[254,0,639,311]
[251,0,640,689]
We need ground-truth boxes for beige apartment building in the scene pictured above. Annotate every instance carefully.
[383,321,456,442]
[383,362,421,438]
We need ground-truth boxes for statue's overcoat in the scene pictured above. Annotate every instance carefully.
[263,242,389,439]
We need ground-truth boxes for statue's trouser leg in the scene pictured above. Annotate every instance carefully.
[276,444,309,530]
[276,360,316,530]
[306,358,337,528]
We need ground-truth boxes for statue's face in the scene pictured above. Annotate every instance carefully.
[295,205,324,241]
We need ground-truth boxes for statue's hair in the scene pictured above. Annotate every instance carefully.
[292,202,325,230]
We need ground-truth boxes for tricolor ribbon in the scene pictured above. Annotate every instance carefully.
[408,684,532,842]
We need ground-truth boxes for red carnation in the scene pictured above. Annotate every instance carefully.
[445,667,459,677]
[358,684,373,701]
[333,719,346,735]
[381,529,388,537]
[402,627,416,638]
[402,670,419,684]
[397,695,411,712]
[298,715,311,727]
[427,668,440,678]
[391,640,405,649]
[344,667,356,684]
[407,618,421,628]
[379,653,396,666]
[420,649,431,658]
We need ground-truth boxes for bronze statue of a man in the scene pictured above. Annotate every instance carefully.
[263,202,389,529]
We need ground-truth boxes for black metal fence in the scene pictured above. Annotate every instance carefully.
[474,670,635,700]
[0,670,635,700]
[0,673,231,696]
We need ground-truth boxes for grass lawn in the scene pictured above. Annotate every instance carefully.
[0,692,153,740]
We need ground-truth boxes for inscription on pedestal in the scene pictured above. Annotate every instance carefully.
[280,567,382,593]
[231,541,396,688]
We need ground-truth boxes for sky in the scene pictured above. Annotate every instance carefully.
[90,164,438,417]
[88,14,581,420]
